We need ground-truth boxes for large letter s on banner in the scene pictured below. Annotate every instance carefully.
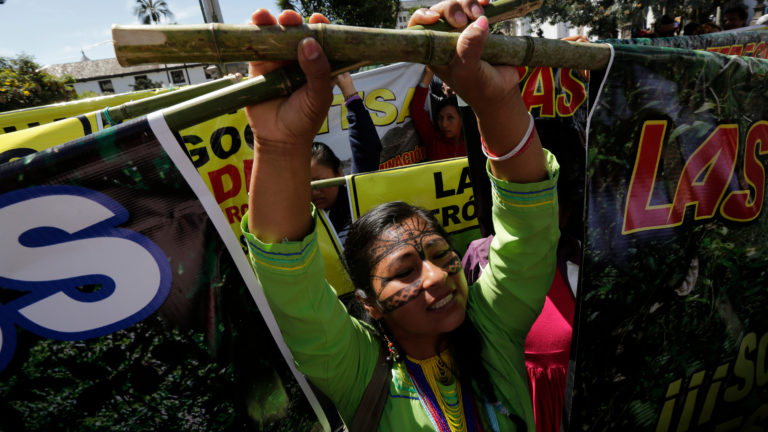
[0,186,172,372]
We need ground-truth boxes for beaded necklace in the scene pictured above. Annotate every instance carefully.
[404,353,485,432]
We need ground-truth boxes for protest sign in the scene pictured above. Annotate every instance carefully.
[0,59,591,297]
[0,88,168,135]
[348,157,480,254]
[0,115,327,431]
[570,44,768,430]
[0,113,99,164]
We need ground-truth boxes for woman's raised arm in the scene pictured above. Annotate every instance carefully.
[245,10,333,243]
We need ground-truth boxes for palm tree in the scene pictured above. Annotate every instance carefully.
[134,0,175,25]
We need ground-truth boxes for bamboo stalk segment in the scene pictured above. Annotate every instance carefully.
[103,73,241,124]
[162,65,306,132]
[311,177,345,189]
[114,23,611,70]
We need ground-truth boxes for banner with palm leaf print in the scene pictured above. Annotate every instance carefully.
[0,114,328,431]
[570,44,768,430]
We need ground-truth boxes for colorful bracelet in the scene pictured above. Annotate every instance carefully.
[481,112,535,161]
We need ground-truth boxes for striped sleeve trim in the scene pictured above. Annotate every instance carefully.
[248,241,319,271]
[486,149,560,208]
[240,213,319,271]
[491,181,557,208]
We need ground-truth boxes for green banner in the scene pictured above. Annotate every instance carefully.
[572,44,768,430]
[601,30,768,58]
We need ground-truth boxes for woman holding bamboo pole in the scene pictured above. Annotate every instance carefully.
[242,1,559,430]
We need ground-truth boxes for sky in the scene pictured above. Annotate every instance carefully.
[0,0,282,67]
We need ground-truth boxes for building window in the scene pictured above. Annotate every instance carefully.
[98,80,114,93]
[170,70,186,84]
[134,75,148,82]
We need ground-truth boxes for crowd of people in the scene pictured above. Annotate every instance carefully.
[634,4,755,38]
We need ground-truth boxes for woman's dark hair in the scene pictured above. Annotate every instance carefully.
[311,141,340,172]
[342,201,497,402]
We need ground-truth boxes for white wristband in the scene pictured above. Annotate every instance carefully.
[481,112,535,161]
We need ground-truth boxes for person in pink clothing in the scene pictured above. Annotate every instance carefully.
[410,67,468,161]
[462,134,584,432]
[461,232,576,432]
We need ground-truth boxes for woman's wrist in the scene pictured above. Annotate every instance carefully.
[475,100,532,154]
[481,112,534,161]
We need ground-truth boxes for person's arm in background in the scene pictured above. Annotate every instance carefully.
[334,72,382,173]
[409,67,437,153]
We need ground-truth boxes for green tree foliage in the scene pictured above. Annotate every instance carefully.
[134,0,175,25]
[130,76,164,91]
[276,0,400,28]
[529,0,729,39]
[0,54,75,112]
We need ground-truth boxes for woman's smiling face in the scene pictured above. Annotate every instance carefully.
[365,215,468,352]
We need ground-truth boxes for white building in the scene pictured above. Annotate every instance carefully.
[41,57,213,96]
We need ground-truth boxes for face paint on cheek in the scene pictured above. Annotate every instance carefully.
[442,253,461,275]
[377,278,424,313]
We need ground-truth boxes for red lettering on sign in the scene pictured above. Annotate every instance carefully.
[224,205,240,224]
[378,146,426,170]
[744,42,756,57]
[208,164,242,204]
[755,42,767,59]
[557,69,587,117]
[622,121,672,234]
[728,45,744,56]
[721,121,768,222]
[522,67,556,118]
[667,125,738,225]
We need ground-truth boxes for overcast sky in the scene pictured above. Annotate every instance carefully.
[0,0,282,66]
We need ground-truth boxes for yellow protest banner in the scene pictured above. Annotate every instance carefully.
[316,210,355,296]
[0,89,168,134]
[176,110,356,296]
[348,157,481,253]
[0,113,99,163]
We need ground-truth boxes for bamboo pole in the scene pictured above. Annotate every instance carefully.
[141,0,603,132]
[114,23,610,71]
[311,177,346,189]
[114,0,542,67]
[156,31,611,131]
[102,73,241,124]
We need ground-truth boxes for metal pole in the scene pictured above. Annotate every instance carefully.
[198,0,226,76]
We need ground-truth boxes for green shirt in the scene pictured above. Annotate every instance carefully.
[241,153,560,431]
